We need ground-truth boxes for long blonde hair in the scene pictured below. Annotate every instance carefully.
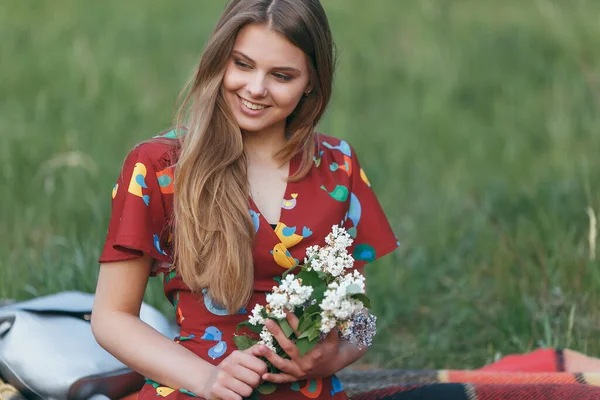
[173,0,336,312]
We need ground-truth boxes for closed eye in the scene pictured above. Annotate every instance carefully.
[272,72,292,82]
[234,59,251,69]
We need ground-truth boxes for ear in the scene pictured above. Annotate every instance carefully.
[304,83,314,96]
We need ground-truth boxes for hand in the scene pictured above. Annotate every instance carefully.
[201,345,268,400]
[261,312,342,383]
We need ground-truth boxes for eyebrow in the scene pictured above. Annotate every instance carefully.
[232,50,302,74]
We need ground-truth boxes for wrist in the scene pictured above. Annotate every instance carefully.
[333,341,366,372]
[188,361,217,398]
[309,343,355,379]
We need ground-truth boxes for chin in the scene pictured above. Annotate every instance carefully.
[237,121,271,134]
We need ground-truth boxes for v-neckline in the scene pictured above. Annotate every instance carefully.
[249,150,300,234]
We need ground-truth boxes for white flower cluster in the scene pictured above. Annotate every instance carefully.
[259,329,277,353]
[304,225,354,277]
[265,274,314,319]
[320,270,366,334]
[250,275,313,351]
[240,225,376,357]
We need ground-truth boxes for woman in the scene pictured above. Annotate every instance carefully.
[92,1,398,399]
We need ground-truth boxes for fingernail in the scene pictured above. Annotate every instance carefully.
[265,320,274,328]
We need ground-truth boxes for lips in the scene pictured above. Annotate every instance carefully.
[235,95,271,118]
[240,97,267,110]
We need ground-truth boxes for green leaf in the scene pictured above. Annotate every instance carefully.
[297,269,321,287]
[236,320,264,334]
[277,318,294,338]
[297,314,315,333]
[312,285,327,303]
[233,335,259,351]
[296,337,318,356]
[297,330,310,339]
[304,304,320,316]
[350,293,371,308]
[346,283,363,295]
[308,325,321,341]
[299,324,321,341]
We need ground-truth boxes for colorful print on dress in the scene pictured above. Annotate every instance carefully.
[146,379,198,398]
[321,184,349,202]
[330,155,352,176]
[330,376,344,396]
[360,168,371,188]
[281,193,299,210]
[112,183,119,199]
[128,162,150,206]
[202,288,247,316]
[146,380,175,398]
[200,326,227,359]
[175,333,195,343]
[322,140,352,157]
[344,193,362,239]
[274,223,312,248]
[250,210,261,233]
[314,150,324,167]
[153,234,168,256]
[173,291,185,325]
[156,167,174,194]
[164,264,177,284]
[353,243,376,263]
[257,382,277,395]
[153,129,178,139]
[291,379,323,398]
[270,243,299,269]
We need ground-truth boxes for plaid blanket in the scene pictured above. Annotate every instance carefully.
[341,349,600,399]
[5,349,599,399]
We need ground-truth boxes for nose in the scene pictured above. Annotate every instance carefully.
[246,73,267,98]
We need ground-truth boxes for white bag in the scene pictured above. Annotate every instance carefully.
[0,291,178,400]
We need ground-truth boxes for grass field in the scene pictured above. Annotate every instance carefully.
[2,0,600,369]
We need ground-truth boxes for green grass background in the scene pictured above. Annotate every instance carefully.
[2,0,600,369]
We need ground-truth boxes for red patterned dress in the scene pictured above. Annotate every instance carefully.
[99,130,399,399]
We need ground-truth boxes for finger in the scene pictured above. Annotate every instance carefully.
[285,310,300,335]
[296,345,324,372]
[230,365,263,388]
[223,377,254,399]
[260,348,304,377]
[265,320,299,359]
[237,346,269,375]
[262,371,299,384]
[324,327,340,344]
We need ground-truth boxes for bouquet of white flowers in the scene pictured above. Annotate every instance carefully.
[234,225,377,371]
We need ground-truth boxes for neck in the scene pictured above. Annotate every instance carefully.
[243,122,287,166]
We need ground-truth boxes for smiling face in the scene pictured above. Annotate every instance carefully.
[222,24,312,136]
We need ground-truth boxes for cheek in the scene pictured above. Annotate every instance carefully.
[222,67,244,92]
[271,85,304,110]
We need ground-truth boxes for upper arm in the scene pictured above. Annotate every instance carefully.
[93,255,152,321]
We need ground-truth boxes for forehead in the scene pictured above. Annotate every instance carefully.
[233,24,307,70]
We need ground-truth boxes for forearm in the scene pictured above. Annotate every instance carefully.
[92,310,213,396]
[309,341,367,379]
[332,341,368,372]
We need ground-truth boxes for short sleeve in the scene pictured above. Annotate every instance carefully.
[98,145,172,270]
[343,145,399,270]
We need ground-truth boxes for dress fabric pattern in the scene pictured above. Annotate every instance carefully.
[99,131,399,400]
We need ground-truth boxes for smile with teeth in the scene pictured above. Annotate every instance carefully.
[240,97,267,110]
